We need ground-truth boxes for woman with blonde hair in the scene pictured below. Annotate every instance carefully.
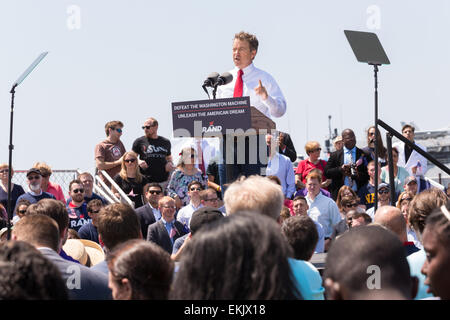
[112,151,148,208]
[295,141,331,190]
[0,163,25,214]
[167,147,207,208]
[33,162,65,203]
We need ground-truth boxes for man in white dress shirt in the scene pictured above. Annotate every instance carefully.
[393,124,427,177]
[217,31,287,186]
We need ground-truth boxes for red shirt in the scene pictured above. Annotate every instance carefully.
[45,181,66,203]
[295,159,328,184]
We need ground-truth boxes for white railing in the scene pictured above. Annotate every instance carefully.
[96,170,134,208]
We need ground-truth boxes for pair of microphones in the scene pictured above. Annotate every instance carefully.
[202,72,233,89]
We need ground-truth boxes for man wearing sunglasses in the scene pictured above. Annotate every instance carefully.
[66,179,90,232]
[366,183,391,220]
[176,181,204,232]
[95,120,126,187]
[78,199,103,244]
[132,117,173,190]
[14,168,55,213]
[135,182,163,239]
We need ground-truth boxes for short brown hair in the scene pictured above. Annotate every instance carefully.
[305,170,322,184]
[199,188,216,201]
[234,31,259,53]
[26,199,69,238]
[87,199,103,212]
[96,203,141,250]
[402,124,415,133]
[13,215,60,251]
[304,141,321,155]
[105,120,124,137]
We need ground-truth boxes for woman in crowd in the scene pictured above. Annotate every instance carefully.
[362,126,387,167]
[107,239,174,300]
[381,147,409,194]
[295,141,331,190]
[170,211,302,299]
[12,199,31,225]
[396,191,419,248]
[335,185,359,217]
[167,147,207,208]
[112,151,148,209]
[0,163,25,214]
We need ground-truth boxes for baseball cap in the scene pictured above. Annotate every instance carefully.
[404,176,417,185]
[378,183,390,191]
[26,168,41,177]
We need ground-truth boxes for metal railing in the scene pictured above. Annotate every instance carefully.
[94,170,134,208]
[378,119,450,205]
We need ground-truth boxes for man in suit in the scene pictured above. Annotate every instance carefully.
[12,214,111,300]
[393,124,427,177]
[135,182,163,239]
[147,196,187,254]
[325,129,370,200]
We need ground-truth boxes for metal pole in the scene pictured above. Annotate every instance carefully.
[386,133,396,205]
[6,84,18,240]
[373,64,379,212]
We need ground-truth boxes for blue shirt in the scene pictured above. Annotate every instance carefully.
[265,152,296,198]
[78,222,100,244]
[161,217,175,244]
[343,146,357,190]
[289,258,325,300]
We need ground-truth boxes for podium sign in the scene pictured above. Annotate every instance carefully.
[172,97,251,137]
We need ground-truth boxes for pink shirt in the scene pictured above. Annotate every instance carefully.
[45,181,66,203]
[295,159,328,185]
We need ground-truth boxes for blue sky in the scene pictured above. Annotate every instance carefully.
[1,0,449,174]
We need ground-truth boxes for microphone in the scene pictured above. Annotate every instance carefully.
[203,72,220,88]
[215,72,233,86]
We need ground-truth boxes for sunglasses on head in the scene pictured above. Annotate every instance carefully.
[72,188,84,194]
[28,175,40,181]
[149,190,162,195]
[124,158,136,163]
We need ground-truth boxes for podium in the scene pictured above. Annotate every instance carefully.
[171,97,276,185]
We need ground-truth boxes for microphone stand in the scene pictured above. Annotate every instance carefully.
[5,52,48,240]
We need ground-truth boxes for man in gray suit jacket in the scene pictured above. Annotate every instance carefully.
[12,214,111,300]
[147,196,187,253]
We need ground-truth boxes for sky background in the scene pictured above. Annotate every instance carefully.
[1,0,450,175]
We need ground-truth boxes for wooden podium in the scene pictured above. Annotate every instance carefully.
[171,97,276,184]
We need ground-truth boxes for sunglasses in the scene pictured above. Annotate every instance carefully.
[149,190,162,195]
[72,188,84,194]
[18,210,27,214]
[124,159,136,163]
[0,169,9,173]
[190,188,201,191]
[312,148,321,152]
[401,197,413,203]
[205,197,218,202]
[111,127,123,133]
[28,175,40,181]
[142,124,156,130]
[378,189,389,194]
[346,203,358,208]
[90,210,100,214]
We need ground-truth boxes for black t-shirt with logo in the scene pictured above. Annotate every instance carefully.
[132,136,171,183]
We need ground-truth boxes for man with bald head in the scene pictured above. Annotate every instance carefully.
[374,205,420,257]
[325,128,370,200]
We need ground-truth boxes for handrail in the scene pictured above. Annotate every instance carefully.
[378,119,450,175]
[75,169,116,204]
[99,170,134,208]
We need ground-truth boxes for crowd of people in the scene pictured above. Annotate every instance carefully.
[1,31,450,301]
